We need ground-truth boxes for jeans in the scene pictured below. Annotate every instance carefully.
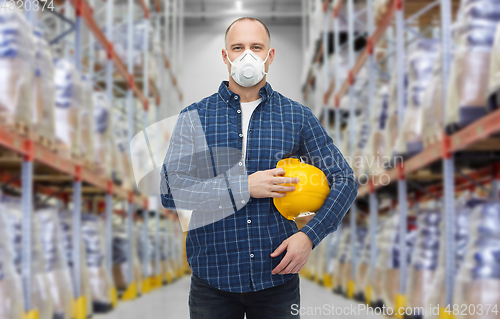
[189,273,300,319]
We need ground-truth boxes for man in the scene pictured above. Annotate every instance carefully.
[161,17,358,319]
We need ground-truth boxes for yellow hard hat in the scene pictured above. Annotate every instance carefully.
[273,158,330,220]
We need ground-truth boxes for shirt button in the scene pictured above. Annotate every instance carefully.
[247,219,251,224]
[238,161,243,166]
[241,200,246,204]
[219,205,222,209]
[239,133,243,137]
[250,253,254,258]
[234,96,239,100]
[237,109,241,113]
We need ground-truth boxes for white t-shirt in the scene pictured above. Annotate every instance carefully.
[241,97,262,161]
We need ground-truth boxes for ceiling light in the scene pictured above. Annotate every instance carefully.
[235,0,243,12]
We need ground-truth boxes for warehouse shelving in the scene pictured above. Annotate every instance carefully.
[0,1,186,319]
[301,0,500,317]
[358,108,500,197]
[0,126,145,205]
[68,0,183,106]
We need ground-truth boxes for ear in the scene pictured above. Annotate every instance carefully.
[268,48,275,66]
[222,48,229,65]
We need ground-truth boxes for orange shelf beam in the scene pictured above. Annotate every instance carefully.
[357,108,500,198]
[0,127,146,207]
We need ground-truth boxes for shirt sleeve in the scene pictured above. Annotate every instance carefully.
[297,108,358,249]
[160,108,250,217]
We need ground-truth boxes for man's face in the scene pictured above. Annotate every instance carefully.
[223,19,274,77]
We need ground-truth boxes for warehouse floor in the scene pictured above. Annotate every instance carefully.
[94,275,385,319]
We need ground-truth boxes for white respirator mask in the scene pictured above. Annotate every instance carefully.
[226,49,271,87]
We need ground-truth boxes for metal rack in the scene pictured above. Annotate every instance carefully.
[301,0,500,315]
[0,1,186,318]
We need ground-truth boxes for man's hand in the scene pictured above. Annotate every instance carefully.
[270,231,314,275]
[248,168,299,198]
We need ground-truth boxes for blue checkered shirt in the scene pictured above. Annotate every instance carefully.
[160,81,358,293]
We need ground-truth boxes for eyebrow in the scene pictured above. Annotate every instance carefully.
[230,43,266,48]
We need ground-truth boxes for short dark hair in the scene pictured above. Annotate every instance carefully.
[225,17,271,48]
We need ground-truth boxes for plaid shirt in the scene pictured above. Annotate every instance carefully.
[160,81,358,293]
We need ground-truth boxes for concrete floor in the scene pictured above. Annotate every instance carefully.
[94,275,385,319]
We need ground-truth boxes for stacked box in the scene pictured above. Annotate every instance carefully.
[97,18,155,78]
[80,75,95,167]
[113,112,133,189]
[487,22,500,109]
[112,224,129,291]
[1,196,53,319]
[54,59,83,159]
[325,229,343,277]
[0,196,24,319]
[339,226,367,294]
[0,9,35,132]
[333,227,351,292]
[420,50,445,147]
[355,220,385,302]
[81,214,114,313]
[377,212,416,309]
[93,92,112,177]
[137,220,155,284]
[384,66,408,159]
[112,219,142,293]
[354,234,373,301]
[396,39,439,156]
[445,0,500,132]
[133,224,144,292]
[36,207,74,319]
[454,200,500,319]
[426,197,483,319]
[32,29,55,145]
[406,205,441,318]
[368,216,390,308]
[59,210,93,318]
[147,217,161,283]
[355,114,371,178]
[157,224,168,284]
[363,84,390,176]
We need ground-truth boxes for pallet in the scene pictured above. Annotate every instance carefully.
[55,144,82,162]
[33,133,55,152]
[0,149,22,160]
[423,132,441,148]
[463,137,500,152]
[0,117,31,137]
[0,149,22,169]
[83,159,98,173]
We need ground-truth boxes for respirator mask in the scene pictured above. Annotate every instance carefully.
[226,49,271,87]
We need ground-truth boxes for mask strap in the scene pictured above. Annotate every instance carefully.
[225,49,234,65]
[263,49,271,63]
[262,49,271,75]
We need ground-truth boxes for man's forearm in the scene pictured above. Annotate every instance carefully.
[299,172,358,249]
[162,160,250,213]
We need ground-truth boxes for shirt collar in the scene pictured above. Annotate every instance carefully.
[218,80,274,108]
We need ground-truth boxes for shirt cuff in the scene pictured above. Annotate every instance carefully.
[299,218,327,250]
[225,162,250,211]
